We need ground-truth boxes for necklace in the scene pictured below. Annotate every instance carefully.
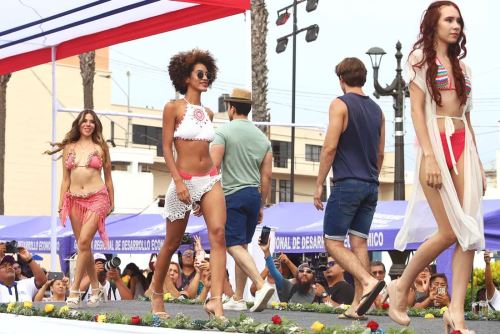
[183,97,203,107]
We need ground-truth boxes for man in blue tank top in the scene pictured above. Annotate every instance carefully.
[313,57,386,317]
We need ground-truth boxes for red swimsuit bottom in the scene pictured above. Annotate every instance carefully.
[440,128,465,170]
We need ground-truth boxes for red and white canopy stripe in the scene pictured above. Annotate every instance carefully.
[0,0,249,75]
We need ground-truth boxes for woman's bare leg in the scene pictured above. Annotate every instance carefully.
[150,214,189,314]
[449,152,475,329]
[200,182,227,317]
[392,159,458,311]
[70,212,99,294]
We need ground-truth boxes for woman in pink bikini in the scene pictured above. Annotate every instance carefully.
[150,49,227,320]
[391,2,485,333]
[47,109,114,308]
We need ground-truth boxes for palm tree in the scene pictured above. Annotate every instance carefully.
[250,0,270,134]
[0,73,12,214]
[79,51,96,110]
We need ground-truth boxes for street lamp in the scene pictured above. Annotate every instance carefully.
[100,71,131,147]
[276,0,319,202]
[366,41,408,200]
[367,42,410,280]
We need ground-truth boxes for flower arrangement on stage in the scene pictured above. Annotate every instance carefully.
[0,303,419,334]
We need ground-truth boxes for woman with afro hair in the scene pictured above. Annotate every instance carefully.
[150,49,227,320]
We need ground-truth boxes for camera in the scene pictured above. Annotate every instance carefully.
[5,240,18,253]
[181,233,194,245]
[305,252,328,272]
[104,256,121,271]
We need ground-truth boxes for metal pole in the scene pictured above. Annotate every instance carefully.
[290,0,297,202]
[394,41,405,200]
[50,46,58,271]
[126,70,131,147]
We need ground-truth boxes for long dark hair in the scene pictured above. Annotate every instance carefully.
[409,1,467,106]
[123,263,148,291]
[45,109,108,163]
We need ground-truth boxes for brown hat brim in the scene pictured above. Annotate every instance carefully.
[224,97,252,104]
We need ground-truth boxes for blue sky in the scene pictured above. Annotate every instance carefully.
[108,0,500,171]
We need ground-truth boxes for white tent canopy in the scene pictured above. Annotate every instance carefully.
[0,0,249,269]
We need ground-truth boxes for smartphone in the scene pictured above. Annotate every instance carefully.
[259,226,271,245]
[47,271,64,281]
[437,287,446,295]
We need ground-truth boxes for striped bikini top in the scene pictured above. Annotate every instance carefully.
[435,57,471,95]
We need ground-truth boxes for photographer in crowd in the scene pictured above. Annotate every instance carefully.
[259,237,331,304]
[413,273,450,309]
[80,253,132,301]
[0,243,47,302]
[249,253,298,304]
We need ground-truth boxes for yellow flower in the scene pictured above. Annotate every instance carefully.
[279,302,288,308]
[97,314,107,323]
[122,275,130,285]
[439,306,448,315]
[424,313,435,319]
[23,301,33,309]
[7,302,16,312]
[59,305,70,314]
[271,301,280,308]
[163,292,173,301]
[44,304,55,313]
[310,321,325,332]
[340,304,350,310]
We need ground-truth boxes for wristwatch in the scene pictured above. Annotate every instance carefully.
[320,292,329,299]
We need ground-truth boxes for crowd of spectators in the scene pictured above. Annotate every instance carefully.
[1,240,499,314]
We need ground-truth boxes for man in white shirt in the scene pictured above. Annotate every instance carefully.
[0,246,47,303]
[484,251,500,310]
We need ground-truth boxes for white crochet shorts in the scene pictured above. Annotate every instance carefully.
[162,173,221,222]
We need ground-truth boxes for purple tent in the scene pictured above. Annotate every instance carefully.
[267,200,500,253]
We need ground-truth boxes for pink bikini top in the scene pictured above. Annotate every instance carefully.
[65,144,103,170]
[173,99,215,142]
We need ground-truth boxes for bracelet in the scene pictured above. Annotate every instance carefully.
[26,257,33,264]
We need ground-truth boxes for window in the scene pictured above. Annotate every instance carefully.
[305,144,321,162]
[279,179,291,202]
[270,179,277,204]
[133,125,162,146]
[272,140,291,168]
[132,125,163,156]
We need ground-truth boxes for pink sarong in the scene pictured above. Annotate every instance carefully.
[60,187,111,248]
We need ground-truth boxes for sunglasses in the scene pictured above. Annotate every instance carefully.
[183,251,194,257]
[195,70,212,81]
[327,261,336,268]
[372,270,385,275]
[298,268,313,274]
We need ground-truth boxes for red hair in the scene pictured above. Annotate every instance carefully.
[409,1,467,106]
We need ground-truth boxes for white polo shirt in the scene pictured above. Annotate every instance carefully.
[0,277,38,302]
[489,288,500,310]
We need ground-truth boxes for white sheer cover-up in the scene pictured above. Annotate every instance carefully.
[394,49,484,252]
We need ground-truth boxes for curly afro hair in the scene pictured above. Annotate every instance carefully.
[168,49,218,95]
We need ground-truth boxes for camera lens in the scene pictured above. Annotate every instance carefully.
[104,257,121,271]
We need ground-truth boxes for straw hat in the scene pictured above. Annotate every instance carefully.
[224,88,252,104]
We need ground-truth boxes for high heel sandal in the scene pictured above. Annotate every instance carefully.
[386,280,411,326]
[204,296,228,322]
[150,290,170,319]
[443,309,475,334]
[66,290,83,309]
[87,285,105,308]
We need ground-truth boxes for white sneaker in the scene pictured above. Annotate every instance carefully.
[223,297,247,311]
[250,282,275,312]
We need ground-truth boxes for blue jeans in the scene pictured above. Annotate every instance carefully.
[323,179,378,240]
[224,187,261,247]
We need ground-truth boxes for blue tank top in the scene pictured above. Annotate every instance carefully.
[332,93,382,184]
